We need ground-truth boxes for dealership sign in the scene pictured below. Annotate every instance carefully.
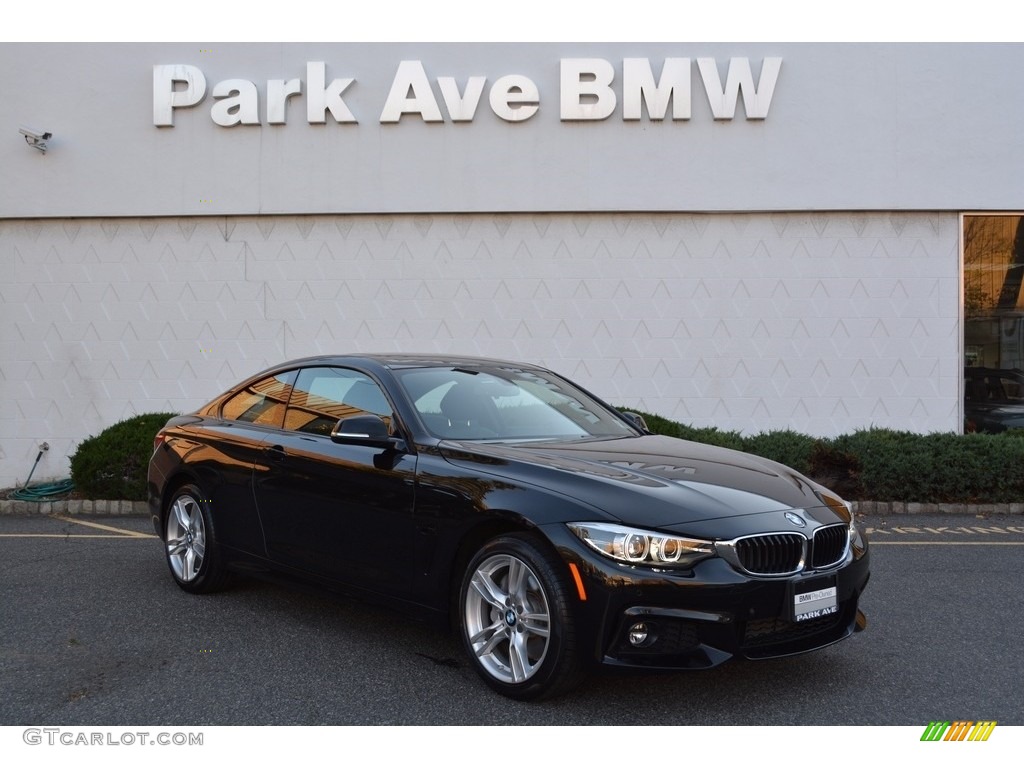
[153,58,781,127]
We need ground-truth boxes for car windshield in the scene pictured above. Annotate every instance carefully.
[393,366,638,441]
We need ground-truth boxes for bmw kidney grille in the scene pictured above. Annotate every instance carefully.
[718,524,850,577]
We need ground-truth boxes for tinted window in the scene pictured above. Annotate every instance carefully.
[221,370,296,427]
[394,366,636,441]
[284,367,393,436]
[964,371,1024,404]
[964,214,1024,431]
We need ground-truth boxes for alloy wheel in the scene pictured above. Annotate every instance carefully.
[166,493,206,583]
[463,553,552,684]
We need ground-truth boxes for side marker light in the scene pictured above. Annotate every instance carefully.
[567,562,587,601]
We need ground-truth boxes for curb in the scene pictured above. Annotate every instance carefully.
[0,499,149,515]
[1,499,1022,516]
[852,501,1024,516]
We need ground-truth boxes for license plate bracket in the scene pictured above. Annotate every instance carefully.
[790,574,838,622]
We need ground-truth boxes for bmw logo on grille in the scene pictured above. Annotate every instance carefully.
[785,511,806,528]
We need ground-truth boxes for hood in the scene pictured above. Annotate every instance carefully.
[439,434,838,530]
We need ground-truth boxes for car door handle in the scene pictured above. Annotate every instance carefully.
[265,445,287,462]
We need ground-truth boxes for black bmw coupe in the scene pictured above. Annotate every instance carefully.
[148,354,870,700]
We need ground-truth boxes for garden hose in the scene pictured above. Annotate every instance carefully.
[10,479,75,501]
[9,443,75,502]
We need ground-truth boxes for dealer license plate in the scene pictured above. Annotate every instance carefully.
[792,577,838,622]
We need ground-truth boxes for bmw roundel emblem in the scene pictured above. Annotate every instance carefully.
[785,511,806,528]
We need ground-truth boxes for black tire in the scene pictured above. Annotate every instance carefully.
[458,533,587,700]
[163,484,229,594]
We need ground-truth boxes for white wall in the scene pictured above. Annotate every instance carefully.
[0,211,960,488]
[2,43,1023,217]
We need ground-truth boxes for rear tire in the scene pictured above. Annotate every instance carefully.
[459,533,587,700]
[163,484,229,594]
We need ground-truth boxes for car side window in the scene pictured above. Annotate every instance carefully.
[220,370,297,427]
[284,367,393,436]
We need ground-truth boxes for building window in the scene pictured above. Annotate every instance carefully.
[963,214,1024,433]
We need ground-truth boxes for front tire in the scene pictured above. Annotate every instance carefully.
[163,484,228,594]
[459,534,586,700]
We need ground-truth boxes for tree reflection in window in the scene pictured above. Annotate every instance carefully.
[963,215,1024,432]
[221,371,296,427]
[964,216,1024,365]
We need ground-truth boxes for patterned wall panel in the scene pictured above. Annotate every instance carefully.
[0,212,960,488]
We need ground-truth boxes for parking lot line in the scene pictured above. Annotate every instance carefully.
[0,515,157,539]
[0,533,157,538]
[50,515,156,538]
[870,541,1024,545]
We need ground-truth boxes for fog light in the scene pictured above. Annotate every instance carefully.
[628,622,649,646]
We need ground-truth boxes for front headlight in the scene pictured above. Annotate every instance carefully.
[567,522,715,569]
[813,486,867,557]
[816,489,858,538]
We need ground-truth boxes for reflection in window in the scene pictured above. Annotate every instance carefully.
[963,215,1024,432]
[395,367,636,441]
[284,367,392,436]
[221,371,296,427]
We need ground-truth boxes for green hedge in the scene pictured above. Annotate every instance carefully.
[627,410,1024,503]
[70,413,177,501]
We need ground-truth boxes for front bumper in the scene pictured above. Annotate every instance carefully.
[542,524,871,670]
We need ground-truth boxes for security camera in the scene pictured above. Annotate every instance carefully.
[19,126,52,153]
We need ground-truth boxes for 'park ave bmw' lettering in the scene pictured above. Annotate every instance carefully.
[153,57,782,127]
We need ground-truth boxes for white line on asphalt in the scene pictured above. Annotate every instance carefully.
[870,541,1024,545]
[0,515,157,539]
[51,515,155,538]
[0,534,157,539]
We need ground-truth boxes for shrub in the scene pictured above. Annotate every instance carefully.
[70,413,177,501]
[826,428,1024,503]
[921,432,1024,503]
[807,439,863,500]
[628,410,746,451]
[629,410,686,439]
[620,407,1024,503]
[742,430,819,476]
[673,424,747,452]
[829,429,926,501]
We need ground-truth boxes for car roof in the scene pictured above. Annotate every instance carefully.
[265,353,550,372]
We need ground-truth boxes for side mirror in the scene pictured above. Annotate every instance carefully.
[621,412,650,433]
[330,415,403,449]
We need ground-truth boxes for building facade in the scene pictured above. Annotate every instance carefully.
[2,43,1022,487]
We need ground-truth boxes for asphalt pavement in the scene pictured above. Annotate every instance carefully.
[1,512,1021,726]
